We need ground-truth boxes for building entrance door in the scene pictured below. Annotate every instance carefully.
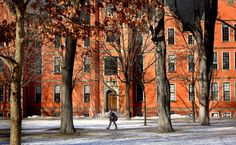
[106,90,117,112]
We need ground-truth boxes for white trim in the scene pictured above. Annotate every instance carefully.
[188,83,195,102]
[83,85,90,103]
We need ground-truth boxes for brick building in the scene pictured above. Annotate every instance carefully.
[0,0,236,118]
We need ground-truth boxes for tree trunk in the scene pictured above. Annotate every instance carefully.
[194,0,218,125]
[60,36,76,134]
[150,0,174,132]
[125,82,131,119]
[9,3,26,145]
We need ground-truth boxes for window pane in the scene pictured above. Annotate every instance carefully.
[83,56,90,73]
[188,54,195,72]
[223,52,229,69]
[222,24,229,42]
[84,37,90,47]
[212,52,218,69]
[104,56,118,75]
[54,85,60,102]
[0,85,4,102]
[168,55,175,72]
[54,35,61,48]
[0,59,4,72]
[170,84,176,101]
[54,57,61,73]
[84,85,90,102]
[35,85,41,103]
[168,28,174,45]
[223,82,230,101]
[189,84,195,101]
[211,83,218,101]
[188,35,194,45]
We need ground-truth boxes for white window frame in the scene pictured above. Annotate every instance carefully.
[222,52,230,70]
[210,82,219,101]
[168,54,175,72]
[222,23,230,42]
[54,57,62,73]
[211,112,219,118]
[170,84,176,101]
[213,52,218,69]
[188,83,195,101]
[223,82,231,101]
[83,85,90,103]
[54,85,60,102]
[167,28,175,45]
[223,112,232,118]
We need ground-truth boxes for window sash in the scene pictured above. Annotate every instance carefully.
[0,59,4,72]
[84,85,90,102]
[223,52,229,69]
[188,35,194,45]
[54,35,61,48]
[189,84,195,101]
[222,24,229,42]
[223,82,230,101]
[188,54,195,71]
[211,83,218,101]
[170,84,176,101]
[0,85,4,102]
[168,55,175,72]
[212,52,218,69]
[54,57,61,73]
[168,28,174,45]
[104,57,118,75]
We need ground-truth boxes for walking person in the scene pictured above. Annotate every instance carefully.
[106,109,118,130]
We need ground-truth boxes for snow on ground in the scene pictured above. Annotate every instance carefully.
[0,115,236,145]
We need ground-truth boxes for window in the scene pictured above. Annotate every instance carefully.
[235,52,236,69]
[84,85,90,102]
[211,83,218,101]
[83,56,90,73]
[80,9,90,25]
[35,85,41,103]
[188,84,195,101]
[188,54,195,72]
[106,5,115,16]
[227,0,234,4]
[35,56,42,74]
[136,84,143,102]
[223,112,231,118]
[222,24,229,42]
[54,35,61,48]
[234,24,236,41]
[54,57,61,73]
[188,34,194,45]
[168,28,174,45]
[104,56,118,75]
[54,85,60,102]
[136,55,143,73]
[170,84,176,101]
[84,37,90,47]
[211,112,219,118]
[212,52,218,69]
[223,52,229,69]
[0,59,3,72]
[0,85,4,102]
[136,33,143,46]
[223,82,230,101]
[106,30,119,43]
[168,55,175,72]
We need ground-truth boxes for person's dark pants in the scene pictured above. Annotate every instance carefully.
[107,120,117,129]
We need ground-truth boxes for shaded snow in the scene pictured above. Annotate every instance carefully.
[0,115,236,145]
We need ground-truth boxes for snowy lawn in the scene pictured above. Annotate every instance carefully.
[1,115,236,145]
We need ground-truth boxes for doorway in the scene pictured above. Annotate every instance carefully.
[106,90,117,112]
